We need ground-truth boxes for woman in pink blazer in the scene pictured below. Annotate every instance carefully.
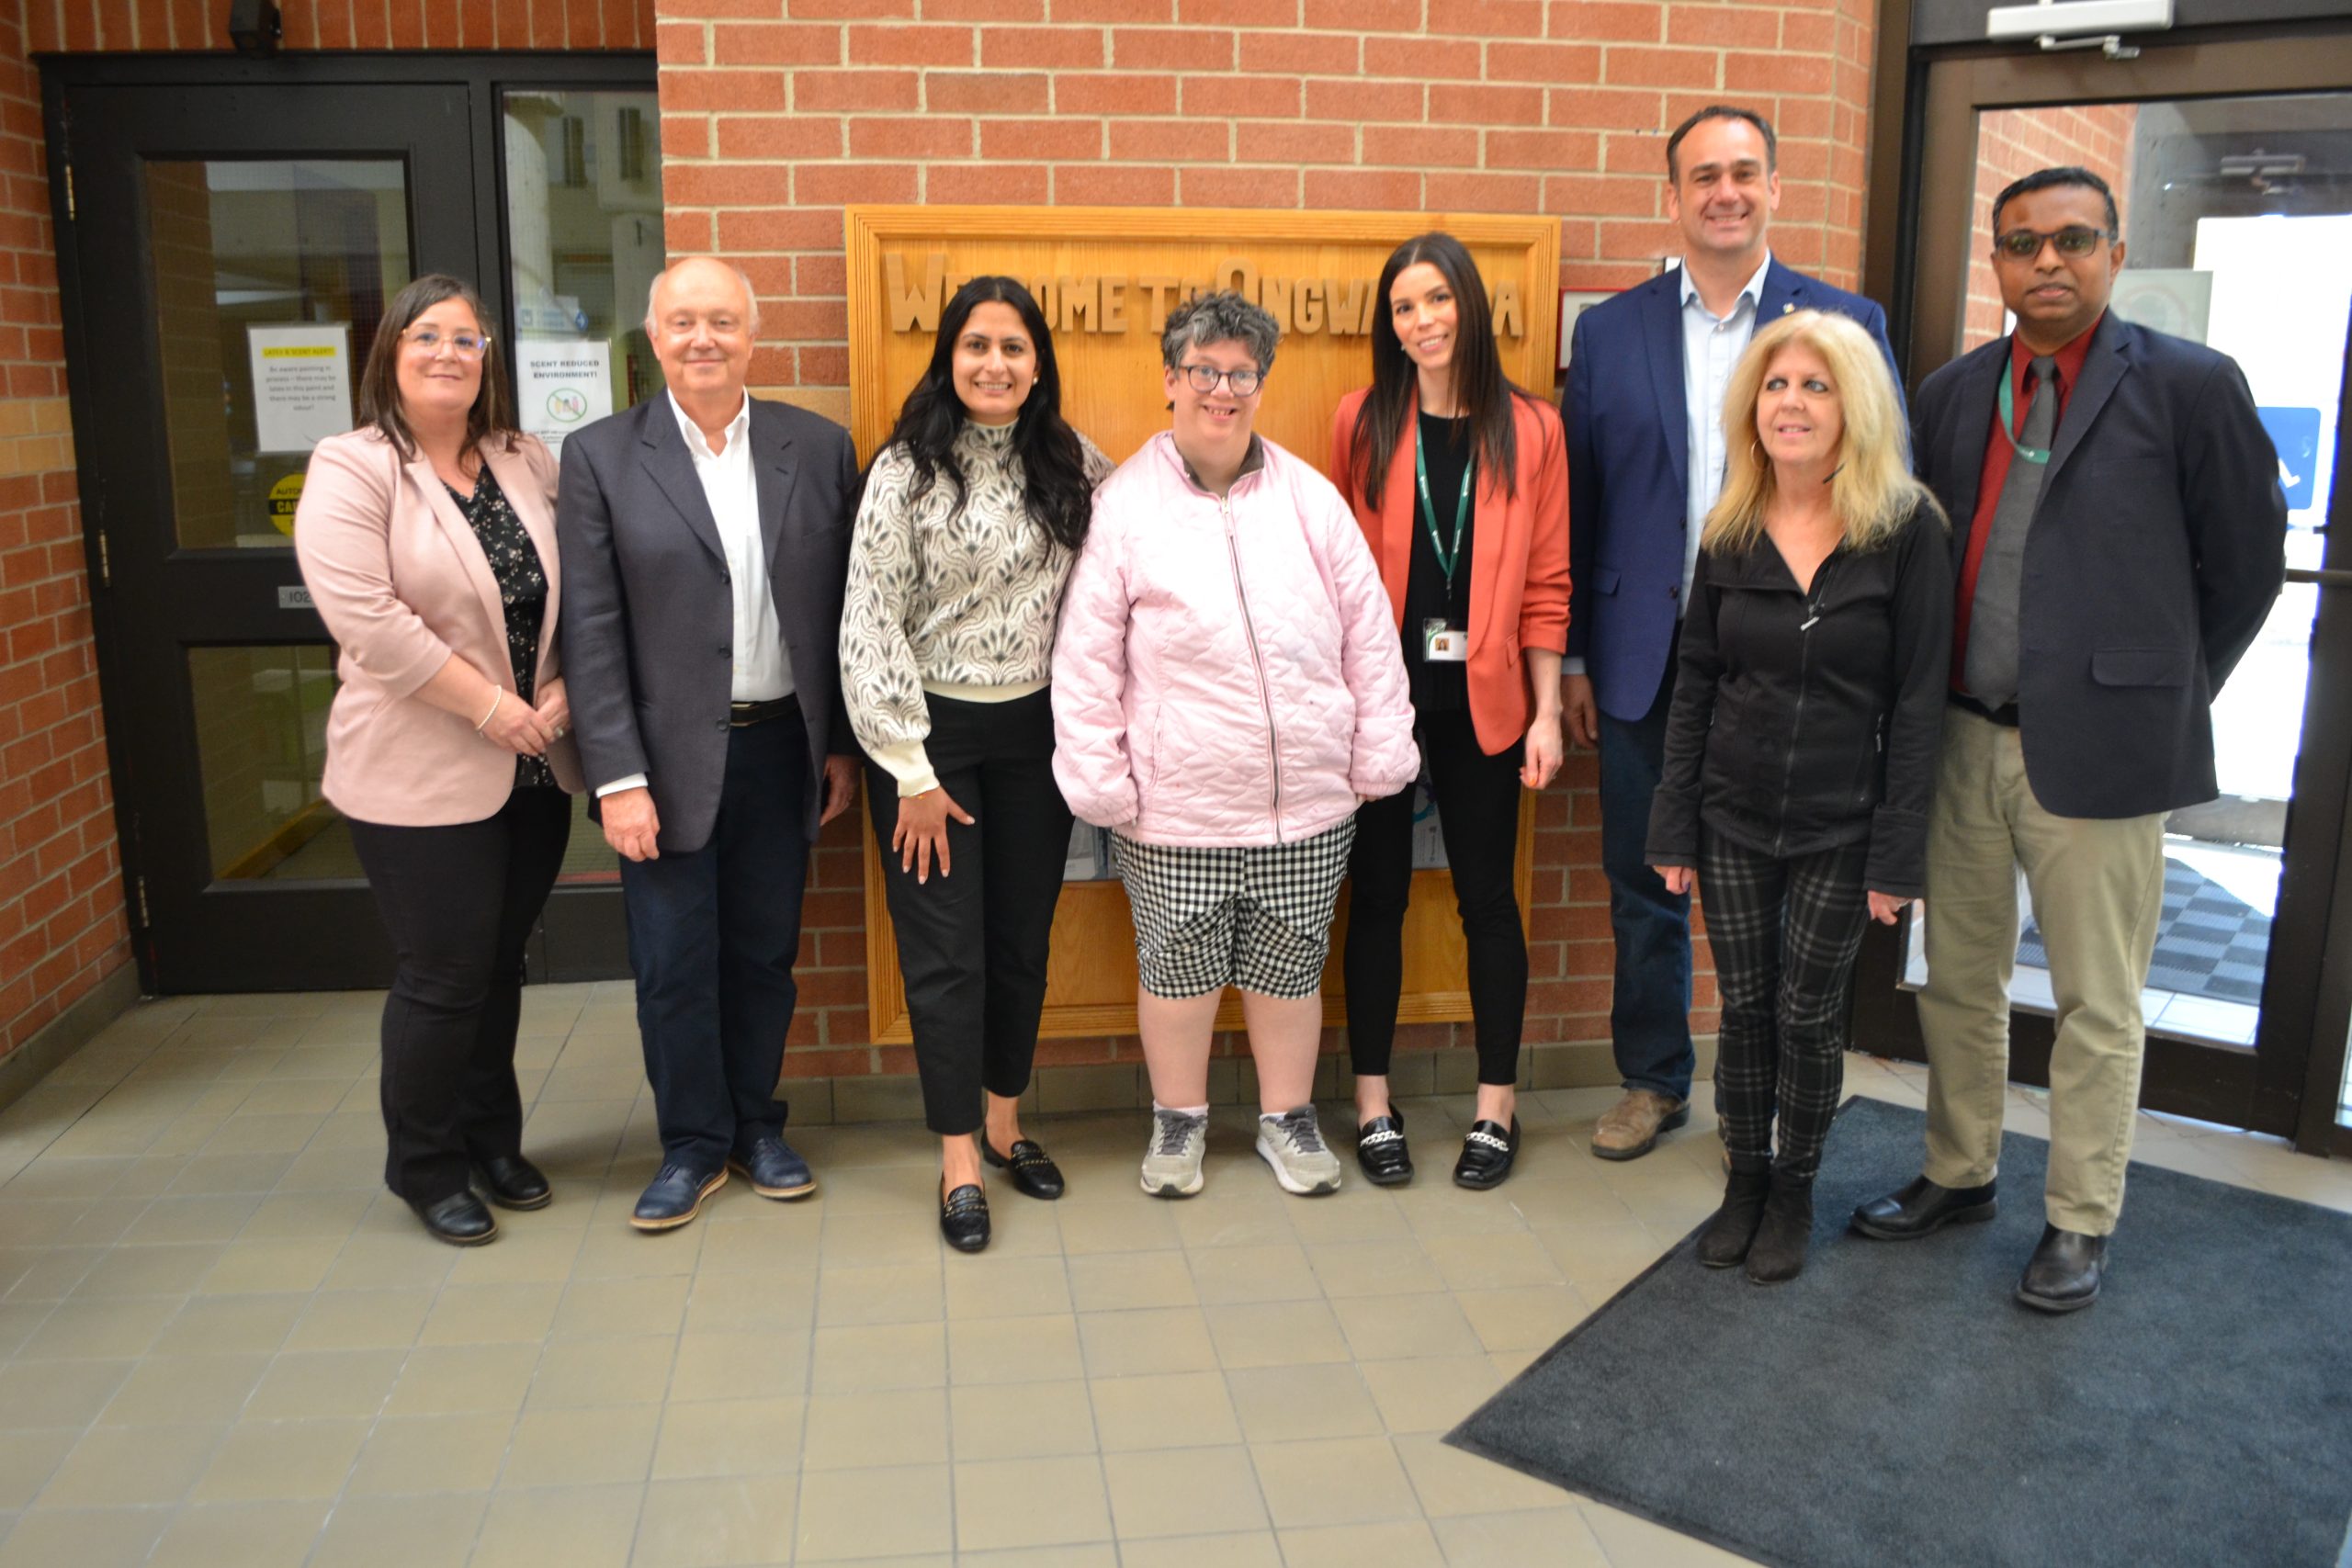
[295,274,582,1247]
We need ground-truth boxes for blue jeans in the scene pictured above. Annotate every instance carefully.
[1597,654,1694,1100]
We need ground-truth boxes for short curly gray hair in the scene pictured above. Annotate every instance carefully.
[1160,290,1281,378]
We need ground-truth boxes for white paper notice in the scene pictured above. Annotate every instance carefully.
[249,324,353,454]
[516,341,614,453]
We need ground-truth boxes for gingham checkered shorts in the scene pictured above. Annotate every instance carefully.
[1110,819,1357,999]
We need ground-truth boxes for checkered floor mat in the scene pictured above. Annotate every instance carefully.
[2018,857,2271,1005]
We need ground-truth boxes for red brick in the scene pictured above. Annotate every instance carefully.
[1055,72,1178,116]
[1669,5,1780,50]
[786,0,914,14]
[715,116,846,159]
[1363,36,1478,80]
[1110,27,1235,70]
[848,116,974,156]
[1305,78,1421,123]
[662,113,713,158]
[1236,119,1354,164]
[1108,118,1229,163]
[1177,0,1296,22]
[1430,171,1543,211]
[922,0,1046,16]
[1429,83,1545,127]
[663,69,790,111]
[1545,85,1659,132]
[1305,0,1416,28]
[1437,0,1543,36]
[1484,39,1601,85]
[794,160,920,205]
[979,118,1103,161]
[1304,167,1421,209]
[1541,170,1657,216]
[1182,73,1296,118]
[1725,51,1832,96]
[1487,128,1601,172]
[1603,45,1720,90]
[793,68,922,112]
[847,22,973,64]
[711,20,842,62]
[1362,124,1477,168]
[1238,28,1346,73]
[1179,167,1300,208]
[1054,0,1171,17]
[922,70,1051,113]
[1547,0,1660,40]
[1053,164,1177,206]
[980,25,1106,68]
[666,163,796,207]
[925,162,1053,204]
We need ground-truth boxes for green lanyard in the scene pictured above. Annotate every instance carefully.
[1413,427,1474,586]
[1996,363,2053,467]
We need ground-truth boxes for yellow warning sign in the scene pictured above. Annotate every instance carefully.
[268,472,304,536]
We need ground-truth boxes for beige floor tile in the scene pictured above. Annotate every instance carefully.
[957,1546,1118,1568]
[1453,1283,1587,1351]
[1278,1518,1446,1567]
[651,1395,807,1479]
[1420,1231,1568,1292]
[69,1242,221,1298]
[815,1260,944,1327]
[151,1292,307,1356]
[954,1452,1114,1551]
[120,1193,264,1245]
[418,1280,566,1346]
[501,1403,662,1487]
[1077,1305,1219,1377]
[1056,1199,1182,1254]
[528,1333,677,1408]
[1432,1506,1611,1566]
[1067,1251,1197,1312]
[190,1416,371,1500]
[318,1233,458,1292]
[673,1329,812,1402]
[793,1461,953,1560]
[446,1226,589,1285]
[385,1343,540,1416]
[284,1287,435,1351]
[1329,1291,1486,1361]
[1284,1190,1413,1246]
[96,1351,269,1426]
[1090,1369,1243,1451]
[1250,1435,1419,1528]
[943,1252,1071,1319]
[1187,1242,1323,1304]
[1358,1355,1506,1434]
[307,1492,488,1568]
[949,1378,1098,1459]
[473,1482,644,1567]
[1114,1533,1283,1568]
[14,1293,178,1359]
[1304,1239,1446,1297]
[1224,1362,1385,1443]
[345,1411,516,1495]
[243,1347,406,1419]
[0,1431,63,1509]
[1204,1299,1352,1370]
[808,1320,946,1393]
[148,1499,333,1568]
[0,1506,170,1568]
[1393,1431,1569,1517]
[1171,1190,1301,1250]
[550,1273,693,1339]
[946,1312,1085,1384]
[40,1419,222,1506]
[682,1270,818,1335]
[634,1473,799,1565]
[801,1385,947,1470]
[0,1359,132,1429]
[194,1236,345,1296]
[1102,1444,1270,1538]
[1580,1501,1755,1565]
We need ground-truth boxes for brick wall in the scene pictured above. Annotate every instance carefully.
[1963,104,2137,348]
[660,0,1886,1071]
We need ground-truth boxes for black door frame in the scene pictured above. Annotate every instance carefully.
[40,51,654,992]
[1854,19,2352,1145]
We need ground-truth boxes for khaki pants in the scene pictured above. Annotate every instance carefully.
[1916,710,2165,1235]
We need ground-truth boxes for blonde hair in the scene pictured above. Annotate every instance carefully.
[1702,310,1940,555]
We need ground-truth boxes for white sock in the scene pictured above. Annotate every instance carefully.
[1154,1101,1209,1120]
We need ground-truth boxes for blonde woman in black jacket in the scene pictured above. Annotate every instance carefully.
[1646,310,1951,1284]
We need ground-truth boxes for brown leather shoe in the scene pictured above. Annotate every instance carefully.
[1591,1089,1690,1161]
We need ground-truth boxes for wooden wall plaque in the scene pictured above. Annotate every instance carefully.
[844,206,1559,1043]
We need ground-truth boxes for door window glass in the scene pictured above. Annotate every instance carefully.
[189,645,350,881]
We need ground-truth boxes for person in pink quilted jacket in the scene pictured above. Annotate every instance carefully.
[1052,291,1419,1201]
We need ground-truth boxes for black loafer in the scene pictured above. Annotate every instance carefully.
[412,1190,498,1247]
[630,1162,727,1232]
[1353,1112,1412,1186]
[2017,1224,2107,1314]
[475,1155,551,1211]
[940,1180,990,1253]
[1453,1117,1520,1190]
[981,1137,1065,1200]
[729,1136,816,1200]
[1849,1174,1998,1240]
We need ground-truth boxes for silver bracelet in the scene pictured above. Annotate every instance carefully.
[474,690,503,732]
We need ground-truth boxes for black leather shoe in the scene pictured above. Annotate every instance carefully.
[1695,1157,1771,1269]
[981,1137,1065,1200]
[412,1190,498,1247]
[630,1162,727,1232]
[729,1136,815,1200]
[2017,1224,2106,1313]
[1746,1171,1815,1284]
[940,1180,990,1253]
[1453,1118,1520,1190]
[474,1155,551,1211]
[1355,1112,1413,1187]
[1849,1174,1998,1240]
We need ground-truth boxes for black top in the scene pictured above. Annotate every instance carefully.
[1400,410,1476,715]
[447,466,554,790]
[1645,497,1952,897]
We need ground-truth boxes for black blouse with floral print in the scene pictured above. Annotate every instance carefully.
[447,466,554,790]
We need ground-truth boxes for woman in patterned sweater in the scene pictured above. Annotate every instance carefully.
[842,276,1111,1252]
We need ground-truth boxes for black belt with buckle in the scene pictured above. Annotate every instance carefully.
[1949,691,2020,728]
[729,694,797,728]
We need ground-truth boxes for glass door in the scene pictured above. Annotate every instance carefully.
[1854,31,2352,1137]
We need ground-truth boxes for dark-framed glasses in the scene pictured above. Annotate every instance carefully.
[403,326,492,358]
[1180,363,1263,396]
[1994,225,2110,260]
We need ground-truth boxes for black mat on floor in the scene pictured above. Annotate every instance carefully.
[2018,855,2271,1005]
[1446,1098,2352,1568]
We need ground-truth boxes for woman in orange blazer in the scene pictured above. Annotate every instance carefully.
[1332,231,1571,1190]
[295,275,582,1247]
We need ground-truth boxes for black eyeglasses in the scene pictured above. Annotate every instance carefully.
[1994,225,2111,260]
[1178,364,1263,396]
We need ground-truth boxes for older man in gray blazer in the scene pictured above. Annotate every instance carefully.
[559,256,860,1231]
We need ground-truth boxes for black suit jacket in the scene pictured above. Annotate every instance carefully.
[557,394,859,852]
[1913,313,2286,819]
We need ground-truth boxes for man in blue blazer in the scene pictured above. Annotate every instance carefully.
[1560,105,1897,1160]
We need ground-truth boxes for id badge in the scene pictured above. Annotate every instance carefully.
[1422,619,1469,662]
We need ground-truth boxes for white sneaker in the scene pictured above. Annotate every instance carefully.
[1256,1105,1342,1196]
[1140,1108,1207,1198]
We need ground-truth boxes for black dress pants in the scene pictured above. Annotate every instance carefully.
[347,785,572,1204]
[619,707,812,1171]
[867,689,1071,1136]
[1344,707,1530,1088]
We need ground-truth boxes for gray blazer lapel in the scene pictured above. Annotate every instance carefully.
[2043,315,2130,488]
[639,400,727,564]
[752,402,799,570]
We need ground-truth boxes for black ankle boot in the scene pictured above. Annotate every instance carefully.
[1746,1170,1815,1284]
[1695,1156,1772,1269]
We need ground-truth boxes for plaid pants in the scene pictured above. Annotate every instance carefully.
[1698,829,1873,1179]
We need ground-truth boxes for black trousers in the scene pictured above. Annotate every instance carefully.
[1698,828,1873,1179]
[867,689,1070,1136]
[347,785,572,1204]
[1344,707,1529,1088]
[619,707,811,1170]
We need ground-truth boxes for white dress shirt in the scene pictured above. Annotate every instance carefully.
[595,390,793,798]
[1677,251,1772,615]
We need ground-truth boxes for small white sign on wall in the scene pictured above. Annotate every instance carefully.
[515,340,614,454]
[248,324,353,454]
[1557,290,1611,373]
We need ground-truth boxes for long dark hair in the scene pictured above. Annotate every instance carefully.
[865,276,1093,551]
[1348,231,1525,508]
[356,273,518,460]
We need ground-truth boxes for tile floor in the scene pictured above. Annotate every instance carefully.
[0,984,2345,1566]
